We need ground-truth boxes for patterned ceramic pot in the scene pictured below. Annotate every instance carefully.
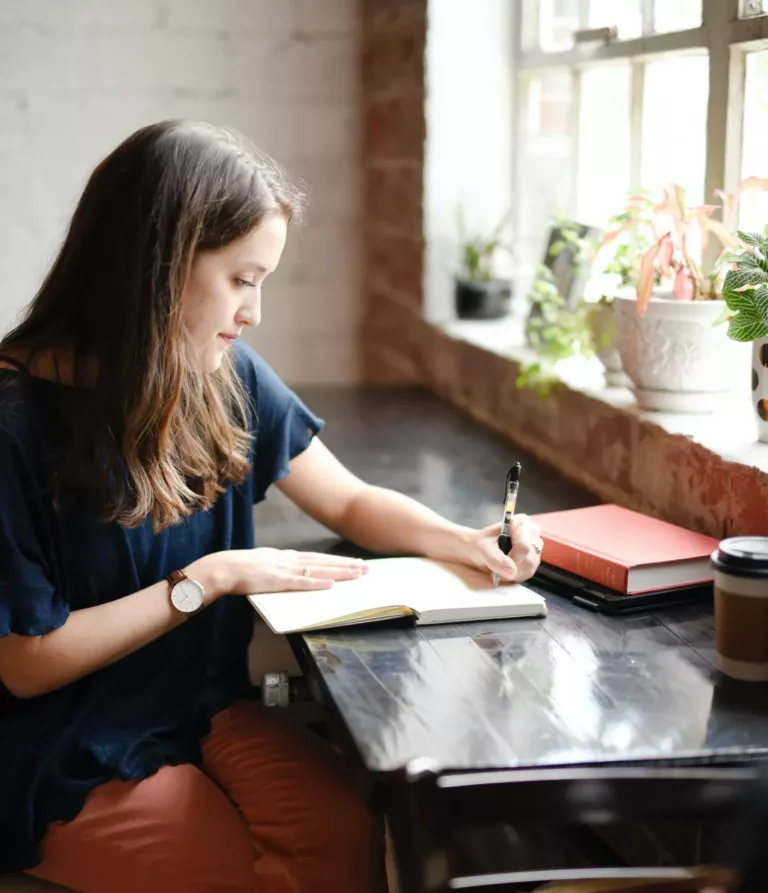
[752,337,768,443]
[613,291,749,413]
[586,301,631,388]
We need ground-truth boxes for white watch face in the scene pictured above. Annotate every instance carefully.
[171,578,205,614]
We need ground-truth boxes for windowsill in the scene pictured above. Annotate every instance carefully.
[442,318,768,475]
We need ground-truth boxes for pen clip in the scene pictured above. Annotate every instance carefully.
[502,468,513,504]
[502,463,521,504]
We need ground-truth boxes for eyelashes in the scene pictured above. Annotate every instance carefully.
[235,278,256,288]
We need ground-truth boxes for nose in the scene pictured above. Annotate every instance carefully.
[237,294,261,328]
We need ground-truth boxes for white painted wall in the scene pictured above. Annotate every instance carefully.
[0,0,361,384]
[423,0,515,324]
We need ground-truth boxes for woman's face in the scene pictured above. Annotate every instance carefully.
[182,212,287,372]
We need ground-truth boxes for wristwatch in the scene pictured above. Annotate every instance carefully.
[166,569,206,618]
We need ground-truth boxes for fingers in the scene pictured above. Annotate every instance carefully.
[510,542,538,580]
[487,550,518,582]
[509,515,542,581]
[297,553,369,573]
[510,514,540,545]
[284,575,336,591]
[283,560,366,590]
[297,564,367,582]
[292,552,368,583]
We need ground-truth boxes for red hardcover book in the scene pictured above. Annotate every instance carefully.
[532,504,719,595]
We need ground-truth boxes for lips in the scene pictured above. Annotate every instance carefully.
[218,334,239,345]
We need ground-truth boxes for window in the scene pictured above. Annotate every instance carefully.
[575,64,631,224]
[516,70,572,272]
[514,0,768,282]
[640,56,708,204]
[739,49,768,230]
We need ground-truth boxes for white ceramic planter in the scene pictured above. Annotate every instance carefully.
[752,336,768,443]
[586,301,631,388]
[613,291,750,413]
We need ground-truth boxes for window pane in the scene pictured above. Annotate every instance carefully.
[576,65,632,226]
[536,0,580,52]
[654,0,702,32]
[588,0,642,40]
[521,0,539,50]
[740,0,768,18]
[641,56,709,204]
[740,50,768,231]
[516,70,573,271]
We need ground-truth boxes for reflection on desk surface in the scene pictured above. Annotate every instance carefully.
[305,592,768,773]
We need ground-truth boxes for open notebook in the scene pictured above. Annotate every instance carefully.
[247,557,547,634]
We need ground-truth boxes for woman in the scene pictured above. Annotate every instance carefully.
[0,119,542,892]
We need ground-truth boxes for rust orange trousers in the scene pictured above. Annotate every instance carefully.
[27,700,385,893]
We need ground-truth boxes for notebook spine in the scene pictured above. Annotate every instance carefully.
[541,537,629,593]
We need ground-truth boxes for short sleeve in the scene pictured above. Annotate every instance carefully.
[0,426,69,637]
[232,341,325,504]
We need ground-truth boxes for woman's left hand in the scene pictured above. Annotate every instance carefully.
[461,514,543,583]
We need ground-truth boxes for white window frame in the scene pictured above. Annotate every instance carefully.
[511,0,768,256]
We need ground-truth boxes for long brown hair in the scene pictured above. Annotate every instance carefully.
[1,119,304,531]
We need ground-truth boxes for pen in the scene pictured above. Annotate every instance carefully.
[492,462,521,587]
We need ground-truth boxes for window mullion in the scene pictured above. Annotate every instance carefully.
[703,0,740,202]
[724,48,747,195]
[703,0,739,269]
[579,0,589,30]
[629,61,645,190]
[642,0,654,34]
[569,69,582,219]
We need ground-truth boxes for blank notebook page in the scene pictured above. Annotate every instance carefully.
[248,557,537,633]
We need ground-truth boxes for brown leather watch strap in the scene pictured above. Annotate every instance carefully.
[166,569,188,587]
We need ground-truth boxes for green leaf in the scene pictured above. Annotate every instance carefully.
[724,286,768,315]
[723,268,766,296]
[727,312,768,342]
[733,250,768,276]
[737,231,766,249]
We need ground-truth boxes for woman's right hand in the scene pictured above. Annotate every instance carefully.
[187,548,368,601]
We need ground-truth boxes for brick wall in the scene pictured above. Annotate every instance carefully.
[0,0,362,385]
[361,0,429,383]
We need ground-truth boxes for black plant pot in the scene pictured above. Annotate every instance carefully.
[455,277,512,320]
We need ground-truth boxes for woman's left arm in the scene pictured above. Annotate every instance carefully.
[276,439,542,584]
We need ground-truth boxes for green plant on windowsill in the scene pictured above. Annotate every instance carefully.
[516,217,601,396]
[455,208,513,320]
[720,229,768,341]
[516,208,659,397]
[515,264,599,397]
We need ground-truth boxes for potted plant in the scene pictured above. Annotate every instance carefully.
[585,209,657,388]
[721,229,768,442]
[517,220,600,395]
[454,209,513,320]
[517,262,605,396]
[598,180,767,413]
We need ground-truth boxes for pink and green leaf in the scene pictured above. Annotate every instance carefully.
[636,238,666,316]
[657,232,674,277]
[673,265,694,301]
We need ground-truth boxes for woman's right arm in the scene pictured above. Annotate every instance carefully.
[0,549,366,699]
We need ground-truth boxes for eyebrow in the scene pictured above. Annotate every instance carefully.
[239,262,269,273]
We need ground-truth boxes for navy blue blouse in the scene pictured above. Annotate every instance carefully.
[0,341,323,873]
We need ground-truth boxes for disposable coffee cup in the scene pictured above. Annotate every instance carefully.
[711,537,768,682]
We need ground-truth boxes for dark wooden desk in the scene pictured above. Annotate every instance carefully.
[255,387,768,774]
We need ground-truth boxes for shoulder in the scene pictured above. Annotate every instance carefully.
[231,339,297,420]
[230,342,325,501]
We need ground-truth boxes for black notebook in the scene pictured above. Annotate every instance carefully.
[533,562,713,614]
